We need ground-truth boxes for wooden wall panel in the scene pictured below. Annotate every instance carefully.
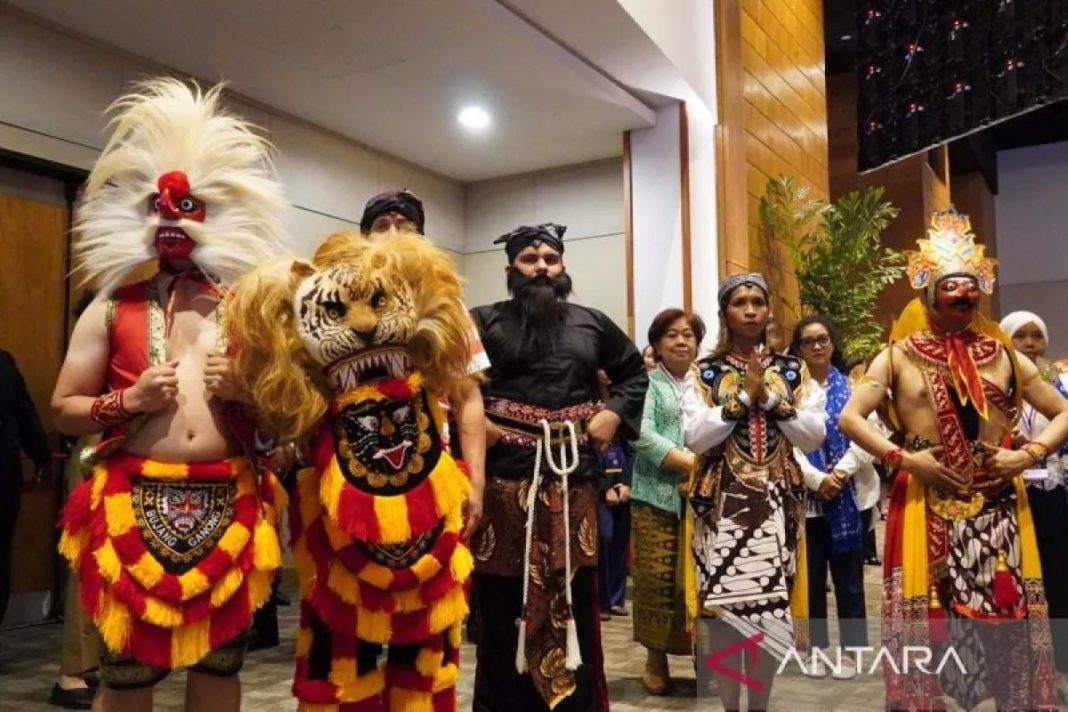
[717,0,751,277]
[733,0,829,324]
[623,131,634,338]
[679,105,693,311]
[0,195,66,435]
[0,193,67,596]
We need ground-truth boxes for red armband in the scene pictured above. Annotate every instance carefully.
[90,389,132,426]
[881,447,904,474]
[1022,440,1052,465]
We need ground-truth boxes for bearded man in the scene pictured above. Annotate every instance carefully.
[51,79,288,712]
[840,208,1068,711]
[469,223,647,712]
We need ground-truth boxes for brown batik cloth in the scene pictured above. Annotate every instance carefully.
[882,470,1057,711]
[631,502,692,655]
[472,475,598,707]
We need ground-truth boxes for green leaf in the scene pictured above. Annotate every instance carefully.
[759,175,903,364]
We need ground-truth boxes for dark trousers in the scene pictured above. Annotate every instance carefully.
[249,578,280,649]
[465,576,480,641]
[861,507,878,561]
[1027,486,1068,673]
[0,474,20,626]
[473,568,607,712]
[597,500,630,610]
[805,516,868,649]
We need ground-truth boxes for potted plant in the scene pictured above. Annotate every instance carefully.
[759,176,903,367]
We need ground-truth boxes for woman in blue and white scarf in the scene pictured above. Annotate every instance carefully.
[789,315,878,680]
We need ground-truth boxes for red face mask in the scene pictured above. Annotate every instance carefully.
[149,170,205,263]
[930,275,980,332]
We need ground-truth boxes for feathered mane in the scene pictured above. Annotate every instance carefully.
[228,232,471,441]
[75,77,288,295]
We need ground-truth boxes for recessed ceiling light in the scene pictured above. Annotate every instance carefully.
[840,33,853,41]
[457,106,491,131]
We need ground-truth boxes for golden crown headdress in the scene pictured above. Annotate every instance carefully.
[905,207,997,294]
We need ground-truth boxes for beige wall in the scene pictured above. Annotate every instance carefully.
[996,142,1068,359]
[0,7,632,312]
[462,160,626,329]
[0,6,465,260]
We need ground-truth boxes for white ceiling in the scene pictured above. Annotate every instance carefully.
[6,0,659,181]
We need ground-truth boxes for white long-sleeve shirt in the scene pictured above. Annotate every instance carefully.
[1019,371,1068,490]
[791,376,883,516]
[680,368,827,455]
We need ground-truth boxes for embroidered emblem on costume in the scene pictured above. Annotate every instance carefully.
[359,522,444,569]
[334,390,441,495]
[133,480,235,573]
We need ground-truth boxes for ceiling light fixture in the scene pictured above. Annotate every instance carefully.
[840,33,853,41]
[457,106,491,131]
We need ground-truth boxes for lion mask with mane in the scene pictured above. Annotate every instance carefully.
[226,231,472,442]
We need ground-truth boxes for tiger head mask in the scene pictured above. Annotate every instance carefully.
[293,259,418,387]
[227,232,471,440]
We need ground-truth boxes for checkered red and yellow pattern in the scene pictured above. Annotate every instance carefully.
[311,374,470,546]
[58,454,285,669]
[291,620,462,712]
[292,467,471,646]
[291,376,471,711]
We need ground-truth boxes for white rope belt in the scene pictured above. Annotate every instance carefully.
[516,418,582,674]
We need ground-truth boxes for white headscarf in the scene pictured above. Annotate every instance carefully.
[1000,311,1049,342]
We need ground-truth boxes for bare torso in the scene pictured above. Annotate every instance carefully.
[123,278,237,461]
[840,322,1068,494]
[890,341,1015,445]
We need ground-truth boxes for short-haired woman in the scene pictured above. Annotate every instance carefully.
[630,308,706,695]
[789,315,877,679]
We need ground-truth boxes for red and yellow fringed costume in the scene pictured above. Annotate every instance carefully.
[226,231,477,711]
[290,372,471,712]
[54,78,290,682]
[58,454,285,669]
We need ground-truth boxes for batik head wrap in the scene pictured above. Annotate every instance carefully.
[360,189,425,234]
[493,223,566,262]
[717,272,769,310]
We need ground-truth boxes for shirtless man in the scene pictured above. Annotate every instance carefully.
[52,79,288,712]
[839,208,1068,711]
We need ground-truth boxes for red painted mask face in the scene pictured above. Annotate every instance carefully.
[148,170,205,263]
[930,275,980,331]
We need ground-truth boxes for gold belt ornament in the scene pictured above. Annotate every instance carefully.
[927,488,985,521]
[483,397,602,449]
[906,434,993,521]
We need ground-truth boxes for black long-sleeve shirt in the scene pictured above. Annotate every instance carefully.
[471,301,647,480]
[0,350,50,479]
